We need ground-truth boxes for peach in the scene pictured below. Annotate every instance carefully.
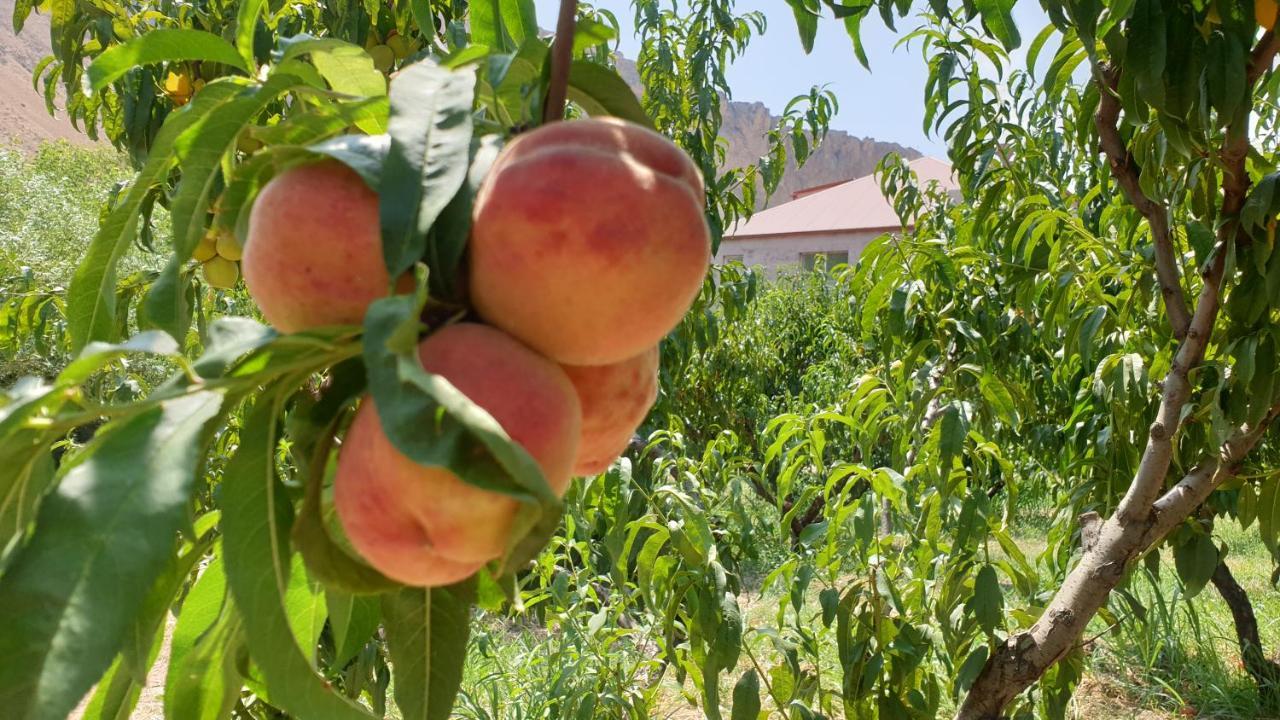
[242,160,390,333]
[469,117,711,366]
[562,346,659,476]
[333,323,582,587]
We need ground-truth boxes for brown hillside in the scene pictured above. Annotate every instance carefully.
[0,0,100,152]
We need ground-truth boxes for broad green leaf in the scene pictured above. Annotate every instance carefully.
[0,392,221,720]
[282,553,328,664]
[67,81,245,351]
[1259,476,1280,556]
[380,60,476,277]
[165,552,244,720]
[309,133,391,190]
[1125,0,1166,105]
[381,581,476,720]
[566,61,653,128]
[84,30,248,94]
[235,0,267,71]
[966,565,1003,634]
[1173,532,1218,598]
[786,0,818,54]
[423,135,501,301]
[731,669,761,720]
[328,591,382,667]
[954,645,989,694]
[363,294,560,570]
[221,395,374,720]
[975,0,1020,50]
[79,654,144,720]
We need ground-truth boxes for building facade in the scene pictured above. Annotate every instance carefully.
[716,157,956,277]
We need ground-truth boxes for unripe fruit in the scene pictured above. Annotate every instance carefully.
[164,70,193,106]
[334,324,582,587]
[1259,0,1279,29]
[202,256,239,289]
[242,161,391,332]
[193,234,218,262]
[470,117,711,365]
[369,44,395,73]
[387,33,411,59]
[562,346,659,476]
[215,230,243,261]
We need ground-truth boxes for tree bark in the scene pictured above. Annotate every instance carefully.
[955,32,1280,718]
[1210,559,1280,710]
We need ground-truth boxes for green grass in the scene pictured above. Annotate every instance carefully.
[0,141,141,285]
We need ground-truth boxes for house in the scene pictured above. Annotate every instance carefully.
[717,156,957,277]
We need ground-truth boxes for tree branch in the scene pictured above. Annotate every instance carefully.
[542,0,578,124]
[958,34,1276,720]
[1093,63,1191,340]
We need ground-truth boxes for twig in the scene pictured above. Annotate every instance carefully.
[1092,62,1191,340]
[543,0,578,124]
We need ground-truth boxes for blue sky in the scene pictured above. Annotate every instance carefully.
[533,1,1051,157]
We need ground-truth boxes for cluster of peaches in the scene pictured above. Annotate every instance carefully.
[239,118,711,586]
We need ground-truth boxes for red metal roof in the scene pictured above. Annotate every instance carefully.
[730,156,957,239]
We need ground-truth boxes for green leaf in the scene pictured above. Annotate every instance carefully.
[566,61,653,128]
[328,591,382,667]
[1258,476,1280,556]
[66,81,244,352]
[380,60,476,278]
[283,553,329,663]
[500,0,537,47]
[362,294,560,570]
[79,654,144,720]
[0,392,221,720]
[234,0,266,71]
[954,645,990,694]
[786,0,818,54]
[84,30,248,94]
[423,135,501,301]
[1173,532,1218,598]
[966,565,1003,634]
[381,581,476,720]
[975,0,1020,50]
[1125,0,1166,105]
[1207,32,1246,128]
[279,38,388,134]
[309,134,392,190]
[731,669,761,720]
[221,395,375,720]
[165,551,245,720]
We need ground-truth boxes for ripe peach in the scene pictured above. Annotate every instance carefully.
[242,160,390,333]
[469,117,711,366]
[562,346,659,476]
[333,323,582,587]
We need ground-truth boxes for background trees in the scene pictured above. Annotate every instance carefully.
[2,0,1280,719]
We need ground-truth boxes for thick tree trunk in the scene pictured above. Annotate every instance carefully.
[1210,559,1280,710]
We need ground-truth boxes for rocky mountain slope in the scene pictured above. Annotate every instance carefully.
[1,16,919,202]
[616,58,920,208]
[0,0,99,152]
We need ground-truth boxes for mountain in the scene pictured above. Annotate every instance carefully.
[616,57,920,208]
[0,0,99,151]
[0,14,919,198]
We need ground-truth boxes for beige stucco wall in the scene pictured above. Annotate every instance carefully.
[715,229,887,278]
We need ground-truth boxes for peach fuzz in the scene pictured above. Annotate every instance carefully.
[562,346,659,476]
[469,117,711,366]
[333,323,582,587]
[242,160,392,333]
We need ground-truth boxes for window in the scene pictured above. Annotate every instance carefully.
[800,251,849,271]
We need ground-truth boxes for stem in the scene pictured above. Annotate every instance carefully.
[1210,558,1280,709]
[543,0,578,124]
